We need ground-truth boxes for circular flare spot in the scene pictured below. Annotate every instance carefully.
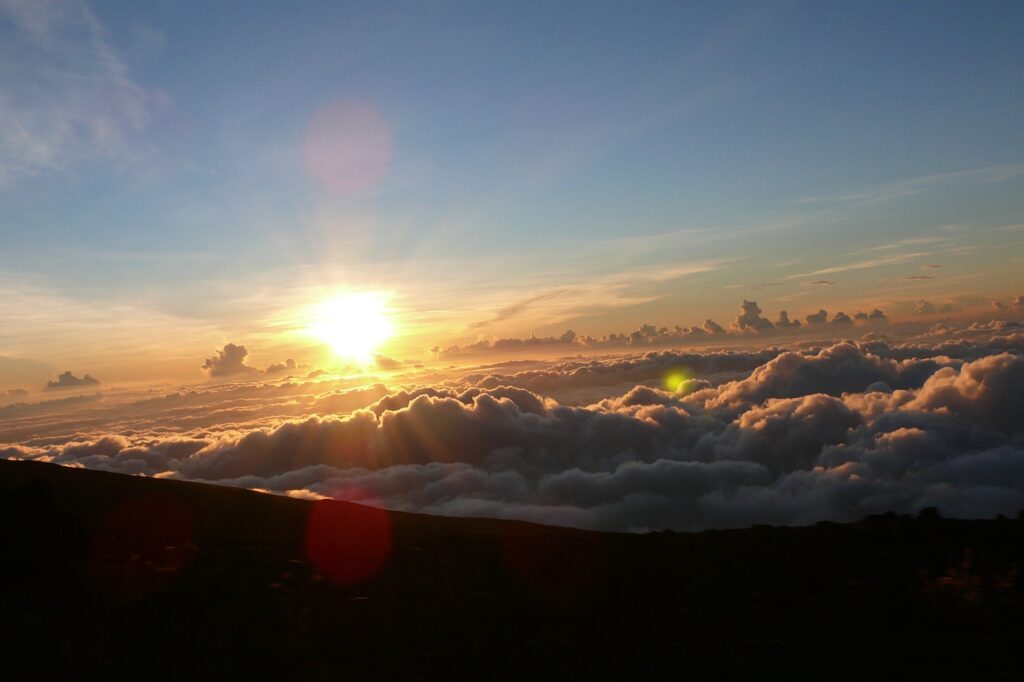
[304,499,392,585]
[664,369,691,393]
[304,100,392,194]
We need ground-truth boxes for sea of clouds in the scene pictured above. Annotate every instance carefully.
[3,318,1024,532]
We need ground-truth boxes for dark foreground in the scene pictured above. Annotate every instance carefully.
[2,460,1022,680]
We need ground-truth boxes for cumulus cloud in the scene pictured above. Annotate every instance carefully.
[433,320,735,358]
[683,342,953,414]
[44,371,99,391]
[993,295,1024,315]
[732,300,774,332]
[202,344,297,378]
[831,312,853,326]
[854,309,888,324]
[202,344,258,377]
[775,311,801,328]
[265,359,297,375]
[374,354,402,370]
[914,300,955,315]
[435,300,890,358]
[806,309,828,325]
[8,327,1024,533]
[702,319,726,335]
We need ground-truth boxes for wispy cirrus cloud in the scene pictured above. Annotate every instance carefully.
[795,163,1024,208]
[785,251,929,280]
[460,259,732,333]
[860,236,951,253]
[468,290,571,330]
[0,0,161,183]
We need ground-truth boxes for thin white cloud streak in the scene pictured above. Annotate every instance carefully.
[455,260,733,334]
[785,252,929,280]
[860,237,951,253]
[795,163,1024,207]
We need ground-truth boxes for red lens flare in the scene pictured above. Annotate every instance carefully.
[304,100,392,195]
[304,499,393,586]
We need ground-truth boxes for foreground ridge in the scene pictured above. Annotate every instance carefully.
[2,459,1022,680]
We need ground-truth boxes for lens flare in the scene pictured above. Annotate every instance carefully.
[304,100,391,195]
[304,499,392,586]
[663,369,691,393]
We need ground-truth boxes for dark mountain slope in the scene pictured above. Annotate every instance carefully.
[1,459,1022,680]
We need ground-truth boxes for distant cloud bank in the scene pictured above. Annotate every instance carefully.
[45,371,99,391]
[433,299,889,359]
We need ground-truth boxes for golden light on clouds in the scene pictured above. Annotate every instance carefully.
[309,292,395,364]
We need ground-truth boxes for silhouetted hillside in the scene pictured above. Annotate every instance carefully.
[2,459,1022,680]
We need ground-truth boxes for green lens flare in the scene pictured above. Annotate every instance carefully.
[663,369,691,392]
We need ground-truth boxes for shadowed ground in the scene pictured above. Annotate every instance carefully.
[1,459,1022,679]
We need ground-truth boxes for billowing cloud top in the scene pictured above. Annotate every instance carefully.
[4,317,1024,533]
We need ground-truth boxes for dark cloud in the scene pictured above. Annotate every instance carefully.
[202,343,258,378]
[436,300,890,358]
[854,309,888,324]
[804,280,835,286]
[202,344,300,378]
[44,371,100,391]
[374,354,402,370]
[775,311,801,328]
[265,359,297,374]
[732,300,774,332]
[806,309,828,325]
[914,300,955,315]
[433,321,732,358]
[831,312,853,326]
[3,388,28,397]
[702,319,726,335]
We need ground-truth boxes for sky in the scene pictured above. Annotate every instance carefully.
[1,0,1023,390]
[4,1,1024,533]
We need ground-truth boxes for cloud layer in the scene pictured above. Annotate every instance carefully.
[5,321,1024,532]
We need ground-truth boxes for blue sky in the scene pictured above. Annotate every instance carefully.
[1,0,1023,385]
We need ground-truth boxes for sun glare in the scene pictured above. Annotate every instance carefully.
[310,292,395,364]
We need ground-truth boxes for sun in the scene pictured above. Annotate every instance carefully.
[310,292,395,364]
